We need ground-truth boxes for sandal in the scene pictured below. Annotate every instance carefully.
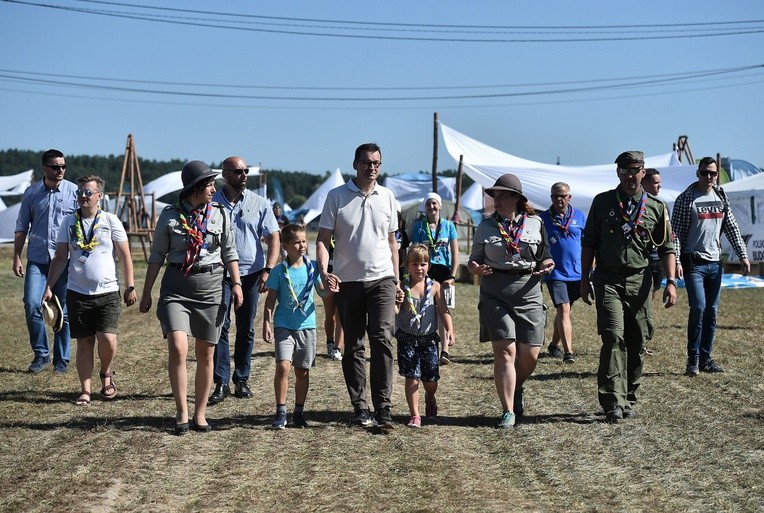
[75,392,91,406]
[100,370,117,400]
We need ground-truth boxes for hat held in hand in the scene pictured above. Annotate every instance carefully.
[42,295,64,332]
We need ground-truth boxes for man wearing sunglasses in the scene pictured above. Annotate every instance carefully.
[209,156,281,404]
[13,149,79,373]
[671,157,750,376]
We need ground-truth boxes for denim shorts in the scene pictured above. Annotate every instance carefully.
[67,290,121,339]
[396,329,440,382]
[546,279,582,307]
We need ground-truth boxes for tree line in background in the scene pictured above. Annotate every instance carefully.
[0,149,467,208]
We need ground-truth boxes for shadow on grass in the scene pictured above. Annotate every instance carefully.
[0,367,31,375]
[0,390,175,404]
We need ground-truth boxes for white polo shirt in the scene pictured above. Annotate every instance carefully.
[319,179,397,282]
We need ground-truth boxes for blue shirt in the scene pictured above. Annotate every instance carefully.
[410,216,458,268]
[15,179,79,264]
[539,205,587,281]
[212,188,280,276]
[266,259,322,330]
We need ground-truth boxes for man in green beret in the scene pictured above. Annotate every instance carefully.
[581,150,677,423]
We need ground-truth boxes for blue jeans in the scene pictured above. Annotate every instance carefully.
[684,261,722,364]
[213,271,261,384]
[23,261,71,363]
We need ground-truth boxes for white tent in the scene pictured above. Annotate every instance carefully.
[460,181,485,211]
[0,202,21,242]
[0,169,33,197]
[440,123,697,215]
[720,172,764,263]
[384,174,456,209]
[299,167,346,225]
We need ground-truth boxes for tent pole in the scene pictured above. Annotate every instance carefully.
[453,155,464,223]
[432,112,439,193]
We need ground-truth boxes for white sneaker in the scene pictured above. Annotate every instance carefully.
[330,349,343,361]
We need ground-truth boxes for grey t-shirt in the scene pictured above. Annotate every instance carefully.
[685,188,724,261]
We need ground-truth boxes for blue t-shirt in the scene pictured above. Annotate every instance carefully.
[539,206,587,281]
[410,216,458,267]
[266,258,322,330]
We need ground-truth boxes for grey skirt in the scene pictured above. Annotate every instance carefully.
[478,273,546,346]
[157,265,226,343]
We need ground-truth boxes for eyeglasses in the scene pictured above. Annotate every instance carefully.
[77,189,98,198]
[551,194,570,199]
[45,164,67,171]
[699,170,718,177]
[618,167,643,176]
[359,160,381,168]
[226,168,248,175]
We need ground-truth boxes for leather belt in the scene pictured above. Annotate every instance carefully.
[169,262,223,274]
[491,267,533,275]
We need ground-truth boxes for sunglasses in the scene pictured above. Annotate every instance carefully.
[551,194,570,199]
[699,170,718,177]
[45,164,67,171]
[77,189,98,198]
[227,168,248,175]
[618,167,643,176]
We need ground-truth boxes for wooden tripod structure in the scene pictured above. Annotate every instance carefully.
[113,134,156,261]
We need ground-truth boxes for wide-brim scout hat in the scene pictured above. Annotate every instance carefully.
[180,160,218,195]
[484,173,527,202]
[42,296,64,333]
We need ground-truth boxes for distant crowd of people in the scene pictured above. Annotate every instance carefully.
[13,145,750,433]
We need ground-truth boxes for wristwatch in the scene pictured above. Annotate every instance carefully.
[665,279,676,287]
[232,281,243,287]
[125,286,135,293]
[262,267,272,273]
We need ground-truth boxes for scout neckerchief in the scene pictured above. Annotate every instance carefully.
[615,190,647,239]
[494,212,527,256]
[283,256,315,313]
[74,208,102,257]
[176,202,213,276]
[423,216,442,251]
[548,205,574,237]
[403,273,432,329]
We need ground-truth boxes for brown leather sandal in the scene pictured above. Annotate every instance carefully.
[100,371,117,400]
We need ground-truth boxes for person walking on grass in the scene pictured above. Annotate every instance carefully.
[581,151,677,424]
[539,182,586,364]
[209,156,280,405]
[671,156,750,376]
[469,173,555,428]
[42,175,136,406]
[316,142,401,431]
[14,149,78,374]
[410,192,459,365]
[263,224,329,429]
[395,244,454,428]
[140,161,243,435]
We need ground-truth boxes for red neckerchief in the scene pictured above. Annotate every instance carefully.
[548,205,574,237]
[615,190,647,239]
[176,203,213,276]
[494,212,526,255]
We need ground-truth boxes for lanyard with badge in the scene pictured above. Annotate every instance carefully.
[548,205,574,245]
[615,190,647,238]
[74,209,102,263]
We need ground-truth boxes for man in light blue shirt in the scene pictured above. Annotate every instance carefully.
[209,156,280,403]
[14,149,79,373]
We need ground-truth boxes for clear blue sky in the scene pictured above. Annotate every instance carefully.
[1,0,763,175]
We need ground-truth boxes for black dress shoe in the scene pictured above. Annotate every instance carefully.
[191,418,212,433]
[208,383,230,405]
[174,422,189,436]
[234,380,253,399]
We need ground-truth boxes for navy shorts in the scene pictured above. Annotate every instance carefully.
[546,279,581,307]
[396,329,440,382]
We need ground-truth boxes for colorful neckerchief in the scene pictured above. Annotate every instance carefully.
[423,216,442,251]
[403,273,432,329]
[548,205,574,237]
[282,256,315,313]
[615,190,648,239]
[176,202,212,276]
[74,209,102,253]
[494,212,527,256]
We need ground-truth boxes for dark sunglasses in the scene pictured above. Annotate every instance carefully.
[45,164,67,171]
[227,168,248,175]
[77,189,98,198]
[618,167,643,176]
[699,170,718,177]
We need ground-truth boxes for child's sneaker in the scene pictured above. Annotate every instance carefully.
[293,411,308,428]
[407,415,421,428]
[271,411,287,430]
[330,348,343,361]
[439,351,451,365]
[497,410,516,429]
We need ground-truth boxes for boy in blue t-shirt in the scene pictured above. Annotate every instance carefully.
[263,224,327,429]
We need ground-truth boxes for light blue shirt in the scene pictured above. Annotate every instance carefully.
[266,259,322,330]
[15,179,79,264]
[212,188,279,276]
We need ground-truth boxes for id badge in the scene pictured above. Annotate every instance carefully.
[199,248,209,258]
[79,254,89,263]
[512,253,522,262]
[622,223,632,235]
[550,236,558,245]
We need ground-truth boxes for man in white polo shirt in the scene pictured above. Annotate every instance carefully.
[317,142,400,430]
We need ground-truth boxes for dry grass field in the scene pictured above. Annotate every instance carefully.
[0,246,762,512]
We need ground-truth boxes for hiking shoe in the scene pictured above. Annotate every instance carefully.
[563,352,576,364]
[439,351,451,365]
[271,412,287,430]
[28,356,50,373]
[293,411,309,428]
[53,361,68,374]
[407,415,421,428]
[622,406,637,419]
[685,356,700,376]
[425,394,438,419]
[701,359,725,373]
[606,407,623,424]
[547,344,563,359]
[376,407,395,431]
[497,410,515,428]
[234,380,253,398]
[513,386,524,416]
[330,349,343,361]
[352,408,375,428]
